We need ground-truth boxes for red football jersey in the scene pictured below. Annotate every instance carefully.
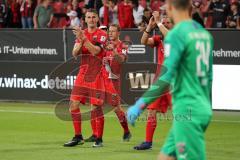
[75,28,107,81]
[103,40,127,78]
[147,36,172,113]
[152,35,164,65]
[150,35,165,80]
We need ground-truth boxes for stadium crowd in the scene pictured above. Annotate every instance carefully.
[0,0,239,29]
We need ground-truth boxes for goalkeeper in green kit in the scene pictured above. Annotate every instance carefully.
[127,0,213,159]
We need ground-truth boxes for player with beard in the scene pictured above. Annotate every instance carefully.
[64,9,107,148]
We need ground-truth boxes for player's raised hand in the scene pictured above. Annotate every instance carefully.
[127,98,146,126]
[147,16,156,30]
[152,11,161,24]
[73,26,86,41]
[105,41,114,51]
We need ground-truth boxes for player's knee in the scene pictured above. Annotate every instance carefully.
[91,105,103,113]
[69,101,80,111]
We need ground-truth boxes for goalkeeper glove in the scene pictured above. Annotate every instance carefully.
[127,98,146,126]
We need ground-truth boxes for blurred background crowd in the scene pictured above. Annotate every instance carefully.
[0,0,239,29]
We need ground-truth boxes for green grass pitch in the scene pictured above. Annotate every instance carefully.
[0,102,240,160]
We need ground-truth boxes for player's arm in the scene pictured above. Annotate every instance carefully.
[112,49,127,63]
[33,6,39,29]
[47,13,54,27]
[153,11,169,37]
[82,39,102,55]
[127,32,184,125]
[157,23,168,37]
[72,41,83,59]
[141,16,155,46]
[72,26,104,56]
[142,34,184,105]
[141,13,168,46]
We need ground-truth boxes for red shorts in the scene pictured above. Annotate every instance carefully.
[147,93,172,113]
[104,78,121,107]
[70,68,105,106]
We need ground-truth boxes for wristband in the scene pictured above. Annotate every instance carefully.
[157,22,164,28]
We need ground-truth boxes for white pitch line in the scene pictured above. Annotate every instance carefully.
[211,119,240,123]
[0,109,240,124]
[0,109,54,115]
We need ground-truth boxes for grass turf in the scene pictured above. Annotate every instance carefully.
[0,102,239,160]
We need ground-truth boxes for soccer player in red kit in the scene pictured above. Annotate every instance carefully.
[64,9,107,148]
[103,24,132,141]
[133,11,173,150]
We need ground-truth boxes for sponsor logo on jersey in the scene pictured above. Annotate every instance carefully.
[100,36,106,42]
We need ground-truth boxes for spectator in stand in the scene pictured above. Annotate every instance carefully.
[20,0,35,28]
[80,4,89,29]
[5,0,13,27]
[37,0,41,5]
[226,0,240,28]
[192,0,205,27]
[108,0,118,24]
[99,0,108,25]
[10,0,22,28]
[65,0,72,14]
[208,0,230,28]
[142,8,152,24]
[33,0,53,28]
[67,10,80,27]
[132,0,144,27]
[52,0,65,28]
[118,0,134,28]
[138,7,152,32]
[139,0,146,8]
[0,0,8,28]
[87,0,103,14]
[99,0,118,26]
[150,0,164,11]
[200,0,213,28]
[72,0,83,20]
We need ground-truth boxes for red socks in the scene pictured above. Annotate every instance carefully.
[92,107,104,139]
[145,114,157,143]
[90,109,97,136]
[115,109,130,134]
[71,108,82,136]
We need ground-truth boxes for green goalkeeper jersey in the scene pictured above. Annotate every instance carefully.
[143,20,213,115]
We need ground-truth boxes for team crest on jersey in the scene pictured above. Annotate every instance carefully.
[96,92,101,98]
[177,142,187,159]
[122,49,127,55]
[93,35,97,41]
[177,143,186,153]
